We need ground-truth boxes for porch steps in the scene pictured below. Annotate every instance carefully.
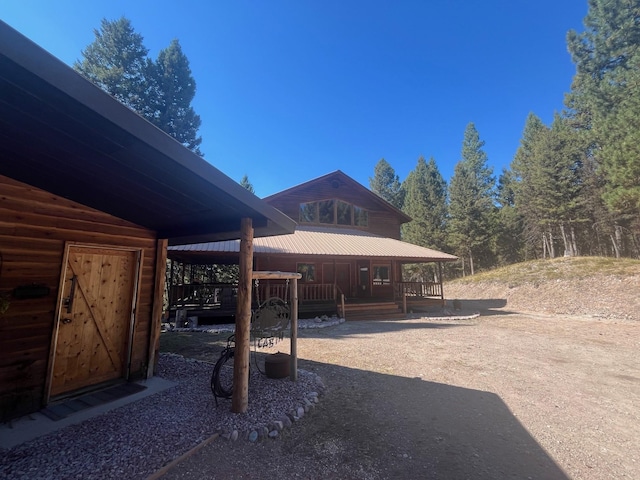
[343,301,405,321]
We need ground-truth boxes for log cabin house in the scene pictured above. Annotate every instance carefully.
[168,171,457,321]
[0,22,296,420]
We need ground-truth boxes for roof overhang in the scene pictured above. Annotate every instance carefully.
[0,21,296,245]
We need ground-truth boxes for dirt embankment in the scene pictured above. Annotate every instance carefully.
[444,274,639,321]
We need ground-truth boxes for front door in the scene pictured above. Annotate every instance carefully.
[357,261,370,297]
[323,263,351,298]
[49,244,140,398]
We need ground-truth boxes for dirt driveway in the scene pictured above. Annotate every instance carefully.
[160,310,639,479]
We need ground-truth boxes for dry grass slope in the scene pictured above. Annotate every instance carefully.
[444,256,640,321]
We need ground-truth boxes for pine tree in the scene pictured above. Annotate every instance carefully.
[152,39,203,155]
[566,0,640,229]
[75,17,204,155]
[580,155,628,257]
[240,174,255,194]
[74,17,151,114]
[511,114,588,258]
[448,123,495,275]
[400,157,448,282]
[534,115,586,257]
[369,158,404,209]
[401,157,448,250]
[511,113,550,257]
[495,167,524,264]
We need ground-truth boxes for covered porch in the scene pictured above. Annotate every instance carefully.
[166,225,457,322]
[165,256,450,322]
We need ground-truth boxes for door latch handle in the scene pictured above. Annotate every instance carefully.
[63,275,77,314]
[61,318,72,324]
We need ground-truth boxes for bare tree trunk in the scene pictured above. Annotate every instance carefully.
[631,231,640,259]
[548,231,555,258]
[614,225,623,258]
[560,223,570,256]
[570,225,579,256]
[542,233,547,259]
[468,249,475,276]
[610,234,621,258]
[593,226,603,256]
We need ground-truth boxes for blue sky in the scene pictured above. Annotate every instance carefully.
[1,1,587,197]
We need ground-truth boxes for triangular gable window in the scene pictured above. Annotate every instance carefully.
[299,200,368,227]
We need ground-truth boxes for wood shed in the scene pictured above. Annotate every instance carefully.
[0,21,296,420]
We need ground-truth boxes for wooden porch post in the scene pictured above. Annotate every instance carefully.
[147,238,168,378]
[169,258,174,305]
[332,258,337,303]
[438,261,444,306]
[391,260,397,300]
[232,217,253,413]
[394,261,402,300]
[290,277,298,381]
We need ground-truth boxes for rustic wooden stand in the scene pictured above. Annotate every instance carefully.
[251,270,302,382]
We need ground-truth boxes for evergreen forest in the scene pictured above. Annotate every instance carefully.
[370,0,640,276]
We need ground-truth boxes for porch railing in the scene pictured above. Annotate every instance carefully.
[394,281,442,299]
[300,283,335,302]
[256,282,336,303]
[169,282,337,310]
[170,281,443,310]
[169,283,238,309]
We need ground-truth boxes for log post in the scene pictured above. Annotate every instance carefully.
[438,261,444,306]
[290,277,298,381]
[232,218,253,413]
[147,238,168,378]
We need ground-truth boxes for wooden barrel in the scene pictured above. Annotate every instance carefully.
[265,352,290,379]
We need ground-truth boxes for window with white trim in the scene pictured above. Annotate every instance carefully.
[372,265,390,286]
[297,263,316,282]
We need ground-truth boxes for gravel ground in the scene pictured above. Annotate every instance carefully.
[2,275,639,480]
[0,355,324,480]
[161,311,640,480]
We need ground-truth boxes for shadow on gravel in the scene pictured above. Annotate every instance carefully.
[444,298,525,317]
[161,358,569,480]
[452,298,508,309]
[291,360,570,479]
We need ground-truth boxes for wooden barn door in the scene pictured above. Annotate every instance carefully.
[48,244,140,399]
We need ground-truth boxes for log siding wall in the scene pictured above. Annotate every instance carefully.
[0,175,158,419]
[255,256,356,284]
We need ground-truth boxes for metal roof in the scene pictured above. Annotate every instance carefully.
[170,226,458,262]
[0,21,296,245]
